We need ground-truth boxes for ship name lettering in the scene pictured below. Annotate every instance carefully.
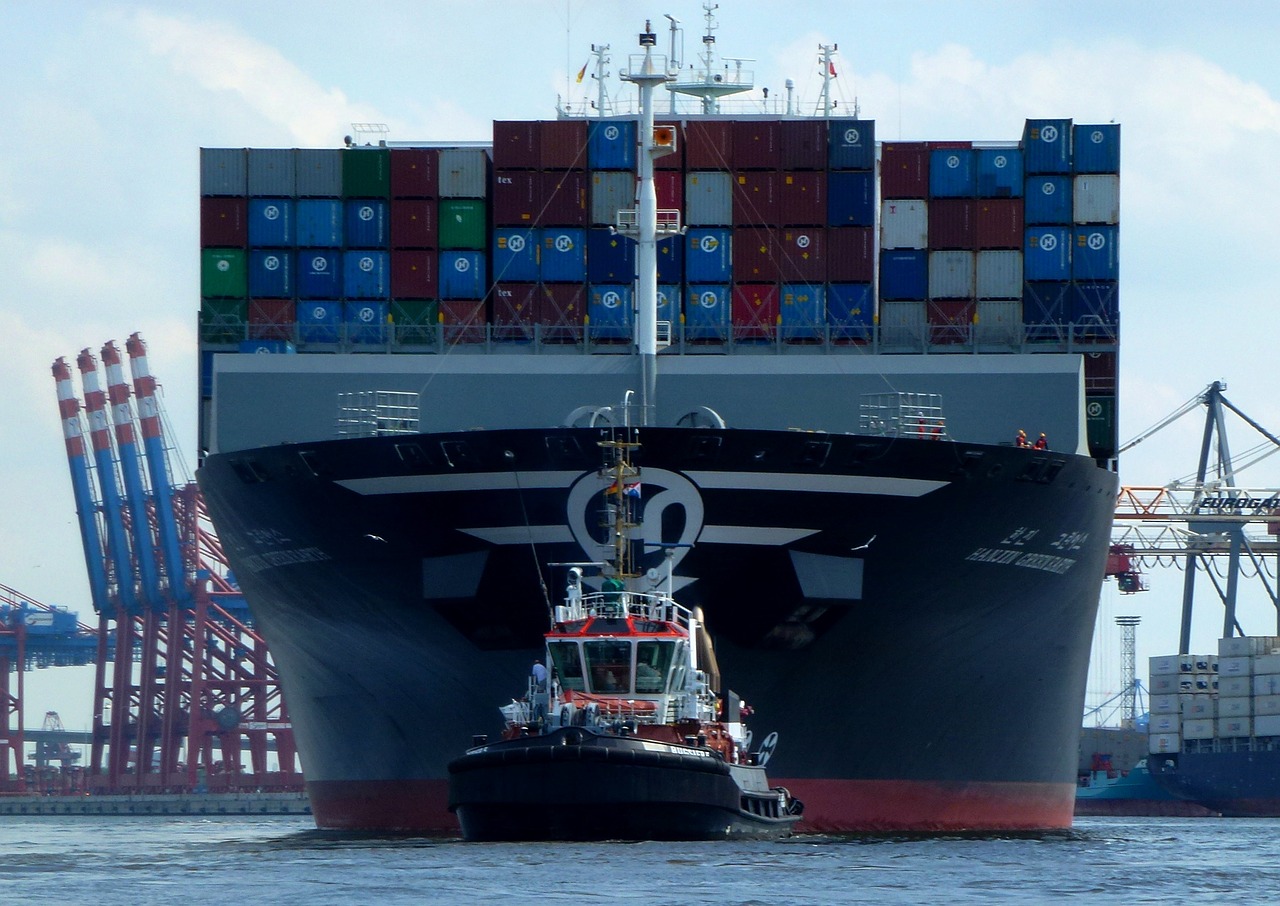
[965,547,1023,565]
[241,546,331,572]
[1014,552,1076,575]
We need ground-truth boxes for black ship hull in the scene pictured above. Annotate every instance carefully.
[1150,751,1280,816]
[197,425,1118,833]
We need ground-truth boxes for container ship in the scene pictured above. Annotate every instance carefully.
[196,13,1121,833]
[1147,638,1280,815]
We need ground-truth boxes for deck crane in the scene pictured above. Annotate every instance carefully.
[1110,382,1280,654]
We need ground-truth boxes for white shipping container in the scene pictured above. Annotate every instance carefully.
[590,171,634,227]
[1073,174,1119,224]
[1181,695,1215,718]
[1219,675,1252,697]
[927,251,975,299]
[1217,716,1252,738]
[975,250,1022,299]
[438,149,490,198]
[1254,653,1280,675]
[1194,655,1217,673]
[1219,656,1252,677]
[878,301,927,347]
[1254,674,1280,697]
[1178,656,1196,674]
[684,171,733,226]
[1148,674,1181,695]
[1148,713,1179,734]
[974,300,1022,345]
[1182,718,1215,740]
[1219,697,1252,718]
[1193,674,1216,693]
[880,200,928,249]
[1255,714,1280,737]
[1150,655,1181,677]
[1149,733,1181,754]
[1149,693,1180,715]
[1220,636,1258,658]
[1254,695,1280,716]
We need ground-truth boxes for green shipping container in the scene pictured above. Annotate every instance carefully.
[200,299,248,344]
[201,248,247,298]
[391,300,440,345]
[1085,394,1116,457]
[438,199,487,250]
[343,147,390,197]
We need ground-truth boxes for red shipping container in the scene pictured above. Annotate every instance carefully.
[536,283,586,343]
[777,228,827,283]
[685,120,734,170]
[929,198,975,250]
[927,299,975,345]
[390,148,438,198]
[493,121,540,169]
[733,226,779,283]
[540,170,588,225]
[493,171,542,225]
[733,171,778,226]
[201,196,247,247]
[654,120,684,170]
[390,199,437,249]
[539,120,589,170]
[1083,350,1117,393]
[780,120,828,170]
[731,283,779,340]
[975,198,1024,249]
[390,250,437,299]
[654,170,684,212]
[779,171,826,226]
[492,282,538,341]
[826,226,875,282]
[248,299,295,341]
[881,142,930,199]
[441,300,487,344]
[730,120,780,169]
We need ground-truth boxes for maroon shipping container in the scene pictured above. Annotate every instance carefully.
[493,121,540,170]
[440,300,487,344]
[881,143,930,199]
[733,171,779,226]
[248,299,295,341]
[777,228,827,283]
[536,283,586,342]
[654,120,684,170]
[390,250,437,299]
[493,171,542,225]
[779,171,826,226]
[390,199,437,249]
[654,170,683,212]
[1083,350,1117,393]
[929,199,975,250]
[732,226,779,283]
[540,170,589,225]
[492,282,538,341]
[826,226,875,282]
[685,120,734,170]
[730,120,780,169]
[731,283,779,340]
[780,120,828,170]
[975,198,1024,249]
[927,299,975,345]
[538,120,589,170]
[390,148,438,198]
[201,196,247,247]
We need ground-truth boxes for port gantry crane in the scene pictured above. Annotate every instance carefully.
[43,334,300,796]
[1108,381,1280,654]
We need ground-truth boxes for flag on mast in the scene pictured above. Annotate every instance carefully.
[828,60,838,77]
[576,60,589,83]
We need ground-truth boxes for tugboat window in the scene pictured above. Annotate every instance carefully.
[547,642,585,692]
[583,640,633,693]
[635,640,677,693]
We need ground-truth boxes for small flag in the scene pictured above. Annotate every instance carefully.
[828,60,838,77]
[623,481,642,498]
[576,61,588,84]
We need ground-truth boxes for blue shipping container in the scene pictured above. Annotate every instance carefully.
[781,283,826,340]
[297,300,343,343]
[589,284,633,340]
[237,339,295,354]
[342,251,390,299]
[438,250,486,299]
[879,250,928,300]
[247,198,293,247]
[345,199,389,248]
[296,199,343,246]
[684,228,733,282]
[1024,228,1072,281]
[827,171,875,226]
[1072,225,1119,281]
[248,250,293,298]
[657,284,681,323]
[493,228,540,282]
[540,228,586,283]
[827,283,873,341]
[929,149,976,198]
[588,119,637,170]
[586,229,634,282]
[657,235,684,283]
[297,250,342,299]
[1070,281,1118,323]
[1024,176,1073,225]
[200,349,217,397]
[684,285,730,341]
[1072,124,1120,174]
[1022,118,1072,174]
[346,302,388,344]
[827,119,876,170]
[975,148,1024,198]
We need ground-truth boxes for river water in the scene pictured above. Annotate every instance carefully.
[3,815,1274,903]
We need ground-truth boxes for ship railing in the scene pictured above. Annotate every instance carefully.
[335,391,420,438]
[578,590,686,627]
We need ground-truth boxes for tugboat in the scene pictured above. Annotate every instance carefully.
[447,432,803,841]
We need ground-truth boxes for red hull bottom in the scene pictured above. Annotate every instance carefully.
[307,777,1079,834]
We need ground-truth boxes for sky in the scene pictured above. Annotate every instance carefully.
[3,0,1280,740]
